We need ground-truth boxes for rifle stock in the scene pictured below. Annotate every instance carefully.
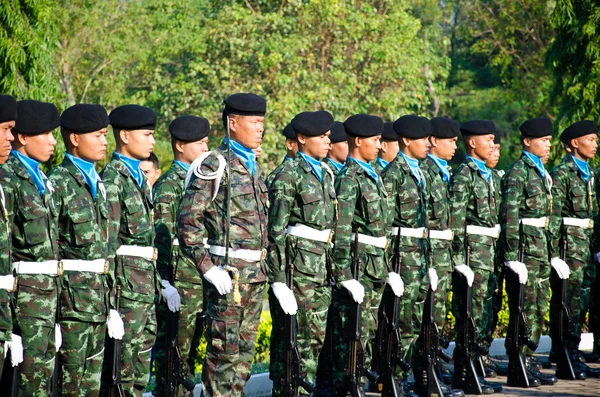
[106,286,125,397]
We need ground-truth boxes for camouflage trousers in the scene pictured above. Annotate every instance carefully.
[59,320,106,397]
[154,281,204,397]
[398,255,427,363]
[452,268,491,341]
[202,281,265,397]
[580,256,598,340]
[18,316,58,396]
[429,243,453,332]
[589,261,600,352]
[269,280,331,396]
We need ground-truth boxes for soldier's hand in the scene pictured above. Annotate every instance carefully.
[505,261,528,284]
[454,264,474,287]
[428,268,439,292]
[271,282,298,315]
[55,323,62,352]
[550,257,570,280]
[160,280,181,312]
[5,334,23,367]
[204,266,232,295]
[107,309,125,340]
[387,272,404,297]
[595,252,600,264]
[341,279,365,303]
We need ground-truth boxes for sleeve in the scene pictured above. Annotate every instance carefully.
[449,171,470,267]
[548,170,566,258]
[331,174,358,283]
[102,168,123,258]
[500,169,524,262]
[153,181,177,280]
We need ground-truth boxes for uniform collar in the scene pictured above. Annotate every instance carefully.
[466,155,491,182]
[426,154,450,182]
[522,151,545,179]
[348,156,378,182]
[327,157,344,172]
[570,154,590,182]
[375,157,389,170]
[113,151,144,187]
[65,153,100,199]
[222,137,256,175]
[173,160,190,173]
[398,151,425,186]
[11,150,46,196]
[297,151,322,182]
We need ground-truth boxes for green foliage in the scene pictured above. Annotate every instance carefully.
[253,310,272,364]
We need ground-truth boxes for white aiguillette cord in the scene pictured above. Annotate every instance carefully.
[185,151,226,201]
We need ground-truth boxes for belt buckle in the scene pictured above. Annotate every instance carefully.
[544,218,549,228]
[326,230,334,244]
[57,261,64,277]
[152,248,158,261]
[588,219,593,229]
[260,249,267,261]
[384,239,390,251]
[103,260,110,275]
[422,229,429,239]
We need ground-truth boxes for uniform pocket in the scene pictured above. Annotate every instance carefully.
[571,185,587,212]
[20,197,49,246]
[300,189,322,224]
[474,187,491,218]
[362,192,382,223]
[525,181,544,210]
[68,203,96,247]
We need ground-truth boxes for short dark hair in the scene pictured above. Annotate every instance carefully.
[141,152,159,169]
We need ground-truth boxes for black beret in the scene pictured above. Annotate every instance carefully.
[223,93,266,116]
[13,100,59,135]
[291,110,334,137]
[460,119,497,136]
[381,122,397,141]
[519,117,553,138]
[329,121,347,143]
[109,104,156,130]
[494,132,501,144]
[61,104,109,134]
[169,115,210,142]
[430,117,460,139]
[0,95,17,123]
[560,120,598,144]
[344,114,383,138]
[281,123,296,140]
[393,115,431,139]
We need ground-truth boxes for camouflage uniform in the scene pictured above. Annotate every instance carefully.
[48,156,110,397]
[101,153,159,396]
[500,154,552,354]
[449,157,498,340]
[266,155,336,395]
[328,160,389,390]
[323,158,343,178]
[177,143,268,397]
[0,180,13,377]
[548,156,596,342]
[382,154,428,360]
[591,165,600,353]
[486,168,505,338]
[266,156,292,188]
[0,153,59,396]
[154,162,204,395]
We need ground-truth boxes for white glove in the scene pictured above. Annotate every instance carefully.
[505,261,528,284]
[387,272,404,297]
[428,268,439,292]
[203,266,232,295]
[595,252,600,264]
[271,282,298,315]
[454,264,474,287]
[107,309,125,340]
[55,323,62,352]
[341,279,365,303]
[4,334,23,367]
[160,280,181,312]
[551,257,570,280]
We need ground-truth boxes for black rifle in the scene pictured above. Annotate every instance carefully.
[506,222,538,387]
[553,221,578,380]
[452,244,488,395]
[105,286,125,397]
[49,338,60,397]
[374,232,409,396]
[281,237,314,396]
[0,345,18,397]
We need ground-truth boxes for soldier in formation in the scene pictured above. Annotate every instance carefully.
[322,121,348,177]
[374,122,399,173]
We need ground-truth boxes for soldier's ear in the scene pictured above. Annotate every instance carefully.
[119,129,129,145]
[297,133,306,145]
[429,136,438,148]
[174,140,185,154]
[401,137,411,147]
[69,133,79,148]
[16,133,27,147]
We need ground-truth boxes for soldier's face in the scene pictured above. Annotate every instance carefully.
[430,136,457,161]
[524,136,551,163]
[230,115,264,150]
[179,138,209,164]
[253,145,262,159]
[71,128,108,162]
[486,144,500,169]
[358,135,381,162]
[328,141,348,163]
[0,120,15,164]
[379,140,399,162]
[121,129,155,160]
[571,133,598,161]
[18,130,57,163]
[286,138,298,158]
[300,131,330,160]
[470,134,495,161]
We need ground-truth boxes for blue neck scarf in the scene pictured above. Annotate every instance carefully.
[174,160,190,173]
[298,151,322,182]
[66,154,100,199]
[349,156,378,182]
[399,151,424,186]
[376,157,389,170]
[467,155,491,182]
[570,154,590,182]
[223,137,256,175]
[427,154,450,183]
[12,150,46,196]
[522,151,545,179]
[114,151,144,188]
[327,158,344,172]
[284,155,293,161]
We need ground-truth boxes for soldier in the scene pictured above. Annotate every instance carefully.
[140,152,161,188]
[323,121,348,177]
[101,104,177,396]
[0,94,21,381]
[177,93,269,397]
[549,120,600,377]
[153,115,210,396]
[328,114,402,395]
[499,117,558,386]
[449,120,502,394]
[0,100,60,395]
[267,110,336,396]
[49,104,124,396]
[266,123,297,187]
[374,122,398,173]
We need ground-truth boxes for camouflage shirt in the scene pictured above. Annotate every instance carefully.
[332,160,389,283]
[177,143,269,283]
[266,156,291,188]
[0,181,12,340]
[549,156,597,258]
[323,158,343,178]
[500,154,551,263]
[266,155,337,285]
[449,157,498,268]
[49,157,109,322]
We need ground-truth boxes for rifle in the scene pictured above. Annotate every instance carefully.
[0,344,18,397]
[553,221,578,380]
[105,286,125,397]
[374,231,409,396]
[506,222,538,387]
[49,337,60,397]
[281,237,314,396]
